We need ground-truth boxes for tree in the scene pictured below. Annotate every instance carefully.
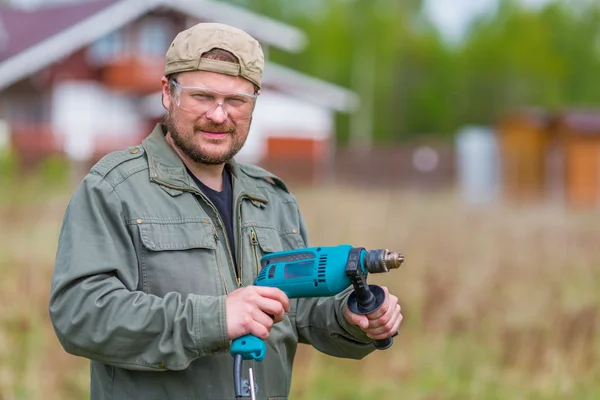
[222,0,600,143]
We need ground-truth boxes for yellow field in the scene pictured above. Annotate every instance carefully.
[1,174,599,399]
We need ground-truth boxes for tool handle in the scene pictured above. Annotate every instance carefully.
[230,334,266,362]
[374,337,393,350]
[374,330,398,350]
[348,285,397,351]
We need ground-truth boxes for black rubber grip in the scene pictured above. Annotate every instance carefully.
[374,331,398,350]
[374,337,393,350]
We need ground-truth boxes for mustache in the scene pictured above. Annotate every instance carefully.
[195,121,235,133]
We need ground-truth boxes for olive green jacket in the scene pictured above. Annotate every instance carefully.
[49,124,374,400]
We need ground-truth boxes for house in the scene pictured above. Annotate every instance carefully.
[496,108,552,203]
[496,107,600,210]
[550,110,600,209]
[0,0,358,181]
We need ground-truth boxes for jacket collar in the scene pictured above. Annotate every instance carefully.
[142,124,266,202]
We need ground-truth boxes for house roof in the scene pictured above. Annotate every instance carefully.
[263,63,358,112]
[0,13,7,54]
[0,0,307,91]
[554,110,600,135]
[0,0,117,62]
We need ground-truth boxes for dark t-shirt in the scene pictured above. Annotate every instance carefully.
[189,167,237,268]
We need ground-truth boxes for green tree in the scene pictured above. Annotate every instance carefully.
[455,0,600,126]
[224,0,433,143]
[222,0,600,143]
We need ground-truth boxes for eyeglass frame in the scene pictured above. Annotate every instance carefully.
[169,79,258,121]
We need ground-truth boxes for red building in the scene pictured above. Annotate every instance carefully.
[0,0,357,180]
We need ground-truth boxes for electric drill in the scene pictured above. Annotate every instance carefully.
[230,244,404,399]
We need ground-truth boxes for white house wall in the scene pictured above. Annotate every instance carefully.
[52,80,144,160]
[237,89,334,164]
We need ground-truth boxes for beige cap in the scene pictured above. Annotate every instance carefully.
[164,22,264,88]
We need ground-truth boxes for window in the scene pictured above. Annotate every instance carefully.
[89,31,124,64]
[138,20,170,56]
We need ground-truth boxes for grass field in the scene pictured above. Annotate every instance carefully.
[1,169,599,399]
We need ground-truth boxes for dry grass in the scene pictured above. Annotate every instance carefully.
[292,185,600,399]
[0,177,599,399]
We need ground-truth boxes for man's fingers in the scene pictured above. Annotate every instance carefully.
[226,286,289,340]
[367,295,398,328]
[365,287,394,321]
[249,320,270,340]
[346,310,369,329]
[252,309,274,331]
[255,287,290,312]
[256,296,286,323]
[367,305,403,339]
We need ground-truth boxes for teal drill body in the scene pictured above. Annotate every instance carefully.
[231,244,367,361]
[230,244,404,398]
[254,244,364,297]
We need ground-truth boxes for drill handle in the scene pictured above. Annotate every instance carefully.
[230,334,266,362]
[347,284,396,351]
[374,337,393,350]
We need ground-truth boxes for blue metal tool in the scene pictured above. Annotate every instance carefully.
[231,245,404,399]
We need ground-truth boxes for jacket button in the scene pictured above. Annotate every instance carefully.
[158,363,165,369]
[136,218,142,224]
[292,228,297,233]
[130,148,139,154]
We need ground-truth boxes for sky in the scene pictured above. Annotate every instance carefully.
[425,0,551,42]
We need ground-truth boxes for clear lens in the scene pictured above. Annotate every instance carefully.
[172,81,256,121]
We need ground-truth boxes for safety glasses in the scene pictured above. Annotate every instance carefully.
[170,80,257,121]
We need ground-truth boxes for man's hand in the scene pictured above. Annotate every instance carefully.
[226,286,290,340]
[343,286,402,340]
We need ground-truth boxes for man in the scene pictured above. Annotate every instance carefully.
[49,22,402,399]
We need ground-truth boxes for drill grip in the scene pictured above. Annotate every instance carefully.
[230,334,266,362]
[347,284,396,351]
[374,337,393,350]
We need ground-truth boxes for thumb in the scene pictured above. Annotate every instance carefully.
[347,311,369,329]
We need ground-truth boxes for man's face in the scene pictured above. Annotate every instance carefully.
[161,70,257,165]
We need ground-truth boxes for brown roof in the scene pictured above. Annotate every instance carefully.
[554,110,600,135]
[0,0,355,112]
[0,0,117,62]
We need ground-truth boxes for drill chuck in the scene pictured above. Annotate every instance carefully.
[364,249,404,274]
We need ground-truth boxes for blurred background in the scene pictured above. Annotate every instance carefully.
[1,0,600,398]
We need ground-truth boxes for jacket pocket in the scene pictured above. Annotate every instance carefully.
[138,221,225,298]
[249,226,283,273]
[245,226,307,279]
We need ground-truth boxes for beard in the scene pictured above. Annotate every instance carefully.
[163,106,250,165]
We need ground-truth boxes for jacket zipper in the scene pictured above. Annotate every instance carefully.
[213,226,228,295]
[235,194,268,286]
[235,195,247,287]
[218,221,238,289]
[250,228,260,275]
